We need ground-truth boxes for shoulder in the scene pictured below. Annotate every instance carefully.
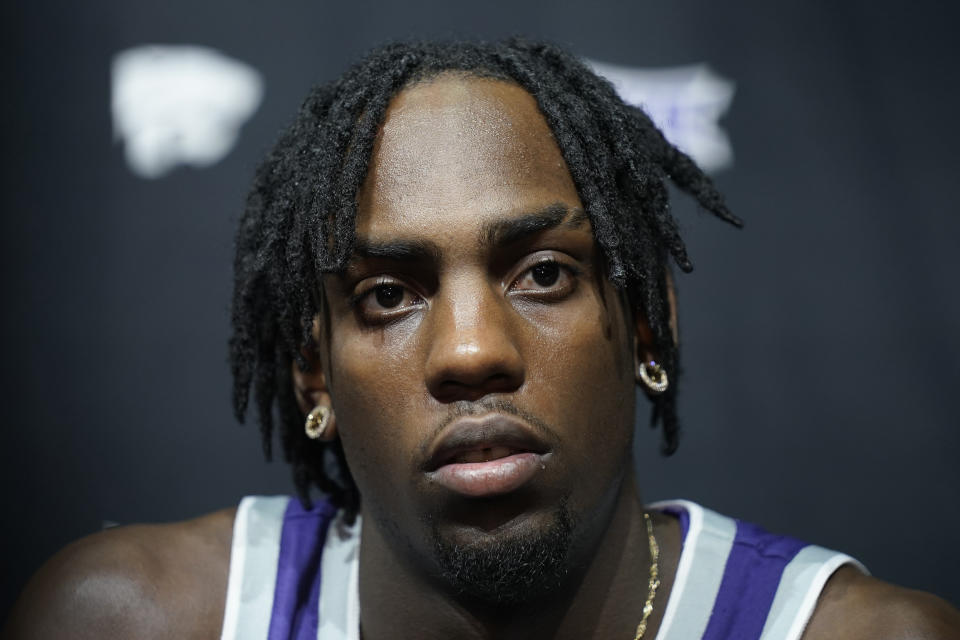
[803,565,960,640]
[3,508,237,640]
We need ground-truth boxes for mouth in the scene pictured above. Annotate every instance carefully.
[423,414,552,498]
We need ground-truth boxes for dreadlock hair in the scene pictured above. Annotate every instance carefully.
[230,38,742,523]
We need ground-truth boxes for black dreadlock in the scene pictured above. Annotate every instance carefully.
[229,38,742,523]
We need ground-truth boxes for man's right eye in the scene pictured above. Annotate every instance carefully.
[373,284,404,308]
[351,279,423,323]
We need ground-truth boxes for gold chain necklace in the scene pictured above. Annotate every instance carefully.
[633,512,661,640]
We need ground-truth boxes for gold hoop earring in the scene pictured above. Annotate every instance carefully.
[304,405,331,440]
[638,361,669,395]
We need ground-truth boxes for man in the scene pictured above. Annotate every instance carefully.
[5,39,959,640]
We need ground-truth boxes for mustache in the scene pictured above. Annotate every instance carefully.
[416,398,558,460]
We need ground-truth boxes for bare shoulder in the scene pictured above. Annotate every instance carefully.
[3,508,237,640]
[803,566,960,640]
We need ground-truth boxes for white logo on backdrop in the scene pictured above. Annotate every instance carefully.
[111,45,264,179]
[587,60,735,172]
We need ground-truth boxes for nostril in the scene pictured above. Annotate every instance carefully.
[485,373,519,392]
[433,380,520,403]
[433,383,483,404]
[431,372,524,404]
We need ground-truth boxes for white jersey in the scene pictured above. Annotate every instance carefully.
[221,496,865,640]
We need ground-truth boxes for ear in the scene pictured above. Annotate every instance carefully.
[633,270,679,376]
[291,318,338,441]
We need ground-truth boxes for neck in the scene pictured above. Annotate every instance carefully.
[357,471,679,640]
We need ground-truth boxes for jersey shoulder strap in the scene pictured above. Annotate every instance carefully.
[650,499,867,640]
[221,495,342,640]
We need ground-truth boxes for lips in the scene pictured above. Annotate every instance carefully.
[445,445,524,464]
[423,414,551,498]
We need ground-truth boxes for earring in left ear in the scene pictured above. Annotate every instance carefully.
[638,361,669,395]
[304,405,331,440]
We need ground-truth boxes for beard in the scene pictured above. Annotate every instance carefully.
[430,498,575,606]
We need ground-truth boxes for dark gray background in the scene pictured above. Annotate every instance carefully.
[3,0,958,623]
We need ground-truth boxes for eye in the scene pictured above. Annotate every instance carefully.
[351,279,423,323]
[373,284,404,308]
[510,257,579,300]
[531,261,560,287]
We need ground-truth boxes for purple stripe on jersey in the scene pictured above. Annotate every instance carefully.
[701,520,807,640]
[267,497,337,640]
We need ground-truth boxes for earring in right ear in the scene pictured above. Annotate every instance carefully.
[304,405,331,440]
[638,361,669,395]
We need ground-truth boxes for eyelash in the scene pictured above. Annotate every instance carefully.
[350,257,580,324]
[347,277,423,316]
[509,258,581,298]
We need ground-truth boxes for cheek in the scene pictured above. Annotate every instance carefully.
[324,324,431,507]
[524,291,636,477]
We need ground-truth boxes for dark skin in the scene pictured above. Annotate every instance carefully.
[5,75,959,640]
[309,74,664,639]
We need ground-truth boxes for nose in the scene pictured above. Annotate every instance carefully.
[424,281,525,403]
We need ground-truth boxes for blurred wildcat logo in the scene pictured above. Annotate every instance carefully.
[588,60,735,172]
[111,45,263,179]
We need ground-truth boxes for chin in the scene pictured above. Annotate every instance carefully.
[429,497,576,606]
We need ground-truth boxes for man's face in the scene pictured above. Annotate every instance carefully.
[320,74,640,593]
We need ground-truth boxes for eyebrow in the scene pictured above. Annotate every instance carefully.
[348,203,589,266]
[482,204,589,248]
[350,237,443,264]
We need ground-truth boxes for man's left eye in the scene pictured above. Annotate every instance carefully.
[531,262,560,287]
[511,259,578,297]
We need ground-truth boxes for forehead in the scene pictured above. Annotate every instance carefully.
[356,74,584,243]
